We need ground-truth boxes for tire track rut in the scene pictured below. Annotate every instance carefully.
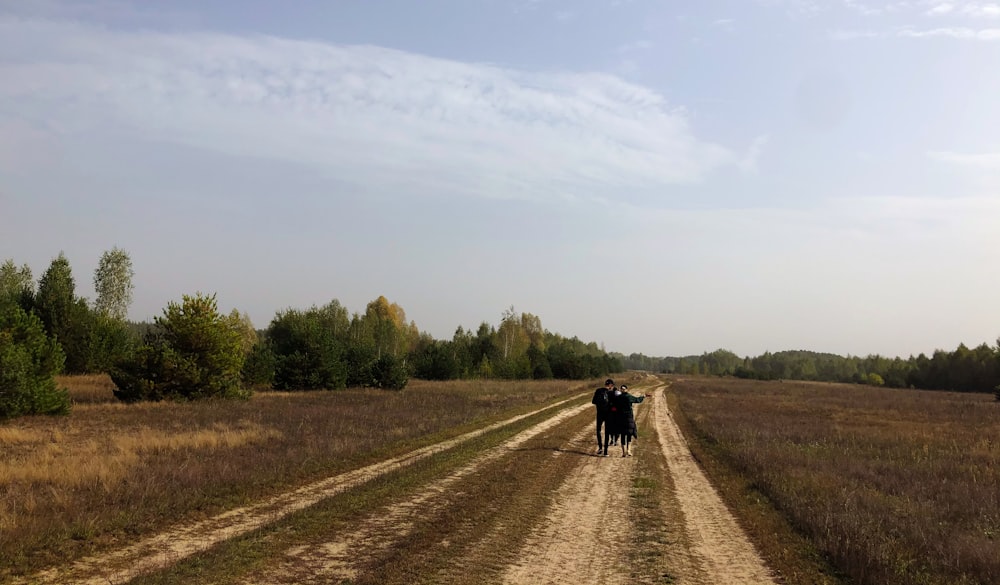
[652,385,777,585]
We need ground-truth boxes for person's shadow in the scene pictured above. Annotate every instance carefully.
[511,444,600,457]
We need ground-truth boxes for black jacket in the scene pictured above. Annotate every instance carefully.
[591,387,611,413]
[611,391,644,437]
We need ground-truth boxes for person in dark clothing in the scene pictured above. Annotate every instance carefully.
[608,384,623,446]
[612,384,649,457]
[591,378,615,456]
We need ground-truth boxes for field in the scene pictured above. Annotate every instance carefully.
[0,374,589,581]
[4,373,780,585]
[669,376,1000,585]
[4,374,998,584]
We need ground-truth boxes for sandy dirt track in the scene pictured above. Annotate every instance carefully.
[500,423,635,585]
[499,383,775,585]
[651,385,777,585]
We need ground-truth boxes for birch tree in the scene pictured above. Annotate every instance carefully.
[93,247,135,321]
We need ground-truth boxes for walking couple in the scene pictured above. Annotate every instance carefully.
[591,378,648,457]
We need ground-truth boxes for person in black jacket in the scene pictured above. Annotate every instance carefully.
[591,378,615,456]
[612,384,649,457]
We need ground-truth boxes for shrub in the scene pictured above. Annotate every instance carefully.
[410,341,461,380]
[343,344,376,388]
[0,300,70,418]
[867,372,885,387]
[111,293,250,402]
[242,341,276,387]
[369,354,409,390]
[268,307,348,391]
[85,314,136,373]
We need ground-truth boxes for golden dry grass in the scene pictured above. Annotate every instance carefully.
[1,422,281,488]
[56,374,117,404]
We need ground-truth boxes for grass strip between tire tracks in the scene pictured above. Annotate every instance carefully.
[627,390,685,585]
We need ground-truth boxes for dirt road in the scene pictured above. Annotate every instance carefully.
[15,383,777,585]
[499,384,775,585]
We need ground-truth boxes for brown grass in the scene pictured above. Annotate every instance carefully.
[0,375,595,581]
[670,376,1000,585]
[57,374,118,404]
[1,422,281,487]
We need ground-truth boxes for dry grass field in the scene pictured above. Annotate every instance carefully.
[669,376,1000,585]
[0,374,591,581]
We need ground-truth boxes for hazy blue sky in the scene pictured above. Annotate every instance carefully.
[2,0,999,358]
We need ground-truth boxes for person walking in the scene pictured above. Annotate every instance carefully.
[612,384,649,457]
[591,378,615,456]
[609,384,623,446]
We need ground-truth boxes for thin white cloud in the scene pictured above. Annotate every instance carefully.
[927,3,956,15]
[712,18,737,31]
[928,150,1000,169]
[832,24,1000,38]
[842,0,1000,17]
[738,135,770,173]
[924,1,1000,17]
[962,2,1000,17]
[844,0,887,16]
[0,16,741,204]
[898,25,1000,37]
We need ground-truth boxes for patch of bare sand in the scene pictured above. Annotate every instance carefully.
[501,423,635,585]
[13,396,585,585]
[652,387,777,585]
[242,402,593,584]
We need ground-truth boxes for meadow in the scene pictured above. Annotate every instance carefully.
[670,376,1000,585]
[0,375,590,580]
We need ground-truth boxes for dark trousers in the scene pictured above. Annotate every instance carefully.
[596,412,609,448]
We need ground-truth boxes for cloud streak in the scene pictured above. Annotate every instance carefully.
[898,25,1000,37]
[928,150,1000,169]
[0,16,742,205]
[831,25,1000,39]
[926,2,1000,18]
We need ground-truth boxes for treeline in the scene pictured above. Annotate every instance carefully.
[238,301,621,394]
[1,251,623,418]
[1,251,135,418]
[620,345,1000,396]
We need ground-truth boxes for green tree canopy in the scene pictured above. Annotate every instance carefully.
[0,299,70,418]
[111,293,249,402]
[0,259,34,300]
[35,252,75,338]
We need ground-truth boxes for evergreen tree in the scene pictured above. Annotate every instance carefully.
[111,293,249,402]
[35,253,93,373]
[0,298,70,418]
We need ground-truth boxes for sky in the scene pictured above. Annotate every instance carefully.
[1,0,999,359]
